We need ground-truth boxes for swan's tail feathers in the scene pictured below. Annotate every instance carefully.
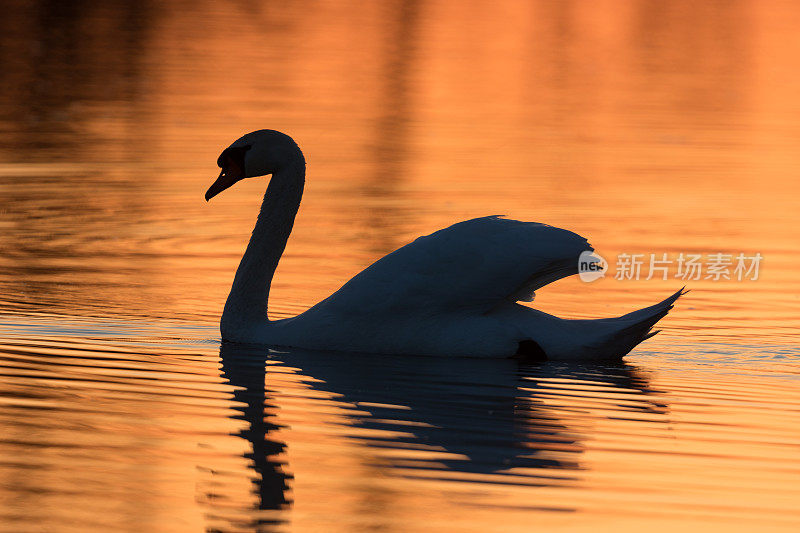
[619,287,686,322]
[594,288,686,358]
[642,329,661,341]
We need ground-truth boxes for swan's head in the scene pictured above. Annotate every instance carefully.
[205,129,303,201]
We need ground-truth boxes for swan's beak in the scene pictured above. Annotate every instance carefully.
[205,170,237,201]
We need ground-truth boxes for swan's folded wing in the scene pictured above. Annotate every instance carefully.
[316,216,592,315]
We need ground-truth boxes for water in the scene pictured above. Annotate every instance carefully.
[1,1,799,531]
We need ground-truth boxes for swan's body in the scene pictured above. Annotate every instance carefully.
[207,130,683,361]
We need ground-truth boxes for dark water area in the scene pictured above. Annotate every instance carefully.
[1,1,799,531]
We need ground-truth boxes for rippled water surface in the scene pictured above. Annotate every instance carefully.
[1,1,799,531]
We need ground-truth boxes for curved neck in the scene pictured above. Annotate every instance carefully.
[222,157,305,330]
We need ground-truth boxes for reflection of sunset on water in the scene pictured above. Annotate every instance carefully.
[1,1,799,532]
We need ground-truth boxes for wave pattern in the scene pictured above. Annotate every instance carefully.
[1,320,798,532]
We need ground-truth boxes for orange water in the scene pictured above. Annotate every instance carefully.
[1,1,799,531]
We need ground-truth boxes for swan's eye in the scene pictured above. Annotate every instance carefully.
[216,145,251,178]
[206,144,252,201]
[224,154,241,176]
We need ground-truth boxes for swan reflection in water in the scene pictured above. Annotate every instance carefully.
[211,342,667,525]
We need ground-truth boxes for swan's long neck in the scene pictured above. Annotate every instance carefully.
[221,155,305,332]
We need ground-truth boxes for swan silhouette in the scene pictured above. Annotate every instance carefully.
[205,129,683,360]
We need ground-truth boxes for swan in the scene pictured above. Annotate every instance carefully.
[205,129,683,361]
